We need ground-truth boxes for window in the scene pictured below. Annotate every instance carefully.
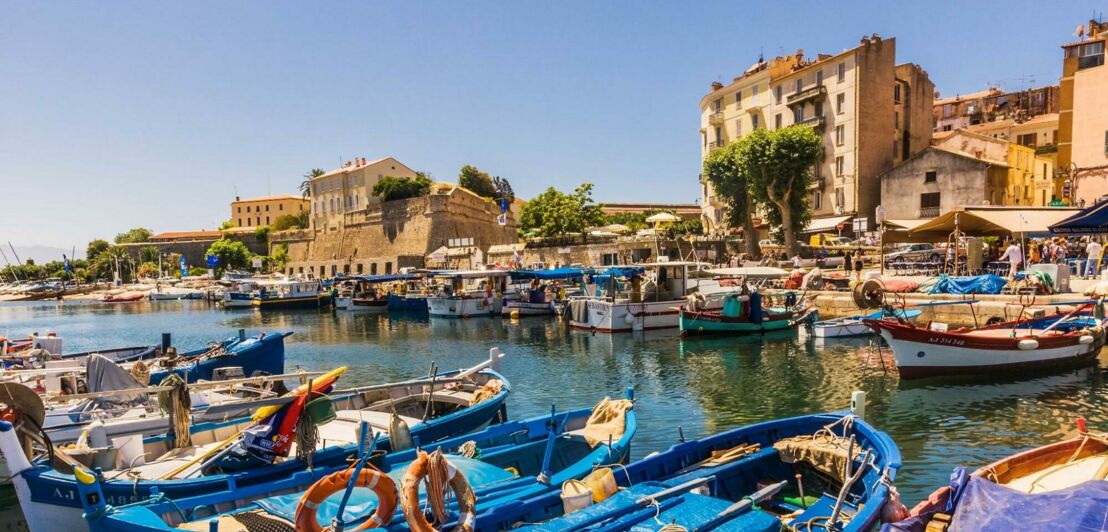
[256,217,261,225]
[343,264,350,275]
[835,156,845,176]
[795,79,802,93]
[816,70,823,85]
[814,163,822,178]
[794,107,804,123]
[735,119,741,137]
[894,84,901,103]
[1105,130,1108,155]
[924,171,937,183]
[775,85,782,102]
[893,140,898,158]
[279,204,283,211]
[385,262,393,274]
[835,187,845,208]
[835,125,845,146]
[752,114,759,129]
[836,93,845,114]
[331,265,337,276]
[942,103,953,118]
[265,205,269,212]
[894,111,899,129]
[920,192,941,209]
[713,99,721,112]
[735,90,742,106]
[814,191,822,210]
[1076,41,1105,69]
[1017,133,1036,147]
[814,101,823,117]
[356,263,363,274]
[370,263,378,275]
[237,207,241,213]
[837,62,845,82]
[265,216,270,225]
[775,114,782,129]
[237,218,242,226]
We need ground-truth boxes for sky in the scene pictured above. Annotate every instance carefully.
[2,0,1105,253]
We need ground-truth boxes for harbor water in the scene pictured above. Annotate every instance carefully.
[2,299,1107,529]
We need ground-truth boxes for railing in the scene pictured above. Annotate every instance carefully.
[797,115,826,129]
[919,206,940,218]
[708,112,725,126]
[1035,144,1058,155]
[807,178,825,190]
[708,140,726,151]
[1079,53,1105,69]
[786,85,827,105]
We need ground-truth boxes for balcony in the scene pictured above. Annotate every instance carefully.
[808,177,825,190]
[919,206,941,218]
[1079,53,1105,70]
[786,85,827,106]
[708,140,726,151]
[797,115,826,130]
[708,112,725,126]
[1035,144,1058,155]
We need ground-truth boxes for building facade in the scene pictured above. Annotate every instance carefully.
[878,147,1008,220]
[933,85,1059,133]
[698,35,933,234]
[601,203,702,221]
[933,129,1054,207]
[309,156,419,233]
[230,195,309,228]
[1059,19,1108,206]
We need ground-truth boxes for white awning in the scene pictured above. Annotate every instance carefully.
[487,243,525,255]
[803,215,853,233]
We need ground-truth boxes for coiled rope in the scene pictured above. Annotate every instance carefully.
[424,450,452,526]
[157,374,191,448]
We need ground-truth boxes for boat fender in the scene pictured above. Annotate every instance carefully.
[1017,339,1039,350]
[881,484,910,523]
[623,313,635,326]
[1079,335,1095,345]
[390,412,414,451]
[294,467,397,531]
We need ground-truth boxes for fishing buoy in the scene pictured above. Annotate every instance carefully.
[851,390,866,421]
[510,310,520,320]
[623,313,635,326]
[1018,339,1039,350]
[1079,335,1095,345]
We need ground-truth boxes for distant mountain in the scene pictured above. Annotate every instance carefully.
[3,245,84,266]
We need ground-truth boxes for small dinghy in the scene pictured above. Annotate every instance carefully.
[681,289,813,337]
[482,393,904,532]
[813,309,922,338]
[885,418,1108,531]
[72,390,635,532]
[0,350,512,531]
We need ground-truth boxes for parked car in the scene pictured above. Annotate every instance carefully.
[884,243,941,263]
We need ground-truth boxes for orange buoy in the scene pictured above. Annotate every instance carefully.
[294,466,398,531]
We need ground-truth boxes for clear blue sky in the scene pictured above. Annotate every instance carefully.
[3,1,1104,251]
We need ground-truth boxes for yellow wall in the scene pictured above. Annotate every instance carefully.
[231,196,309,228]
[1004,144,1054,206]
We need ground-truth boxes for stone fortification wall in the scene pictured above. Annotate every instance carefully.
[275,188,518,277]
[119,233,267,268]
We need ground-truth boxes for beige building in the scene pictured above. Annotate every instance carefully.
[878,147,1008,220]
[309,156,419,233]
[933,129,1055,207]
[933,85,1058,133]
[699,35,933,235]
[1059,19,1108,206]
[231,195,309,228]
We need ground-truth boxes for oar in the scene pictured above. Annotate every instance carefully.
[159,366,347,480]
[536,404,566,485]
[1036,303,1092,335]
[696,480,788,531]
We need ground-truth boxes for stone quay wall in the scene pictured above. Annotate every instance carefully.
[118,233,267,268]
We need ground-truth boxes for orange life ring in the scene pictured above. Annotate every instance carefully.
[294,466,398,532]
[401,450,477,532]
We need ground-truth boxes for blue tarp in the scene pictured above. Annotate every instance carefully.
[948,476,1108,531]
[588,267,644,286]
[927,274,1007,295]
[509,267,584,281]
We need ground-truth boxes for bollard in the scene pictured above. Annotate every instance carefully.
[161,333,171,353]
[238,328,246,341]
[851,390,866,421]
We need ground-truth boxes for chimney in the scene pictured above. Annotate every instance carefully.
[235,195,240,201]
[711,81,723,91]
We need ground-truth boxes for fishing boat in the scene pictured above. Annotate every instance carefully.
[482,394,903,532]
[504,267,585,317]
[426,269,510,318]
[219,277,263,308]
[252,277,330,309]
[341,274,424,314]
[566,262,705,333]
[813,309,923,338]
[71,388,634,532]
[147,286,205,301]
[101,292,144,303]
[864,304,1106,379]
[886,418,1108,531]
[680,287,813,336]
[0,350,512,531]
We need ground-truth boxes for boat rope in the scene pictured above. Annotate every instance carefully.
[295,403,318,469]
[130,360,150,385]
[157,374,191,448]
[458,440,480,459]
[423,450,453,526]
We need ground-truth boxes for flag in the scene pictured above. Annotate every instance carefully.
[63,254,70,274]
[242,367,346,462]
[179,256,187,277]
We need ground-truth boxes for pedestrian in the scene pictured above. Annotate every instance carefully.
[1029,241,1041,265]
[844,251,853,275]
[1086,238,1103,279]
[998,240,1023,278]
[792,254,802,270]
[853,249,864,280]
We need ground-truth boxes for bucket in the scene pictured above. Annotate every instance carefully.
[561,479,593,514]
[582,467,618,503]
[113,434,145,468]
[304,395,337,425]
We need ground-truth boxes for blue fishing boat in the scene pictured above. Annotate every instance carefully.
[69,389,634,532]
[147,331,290,385]
[0,351,512,531]
[480,397,902,532]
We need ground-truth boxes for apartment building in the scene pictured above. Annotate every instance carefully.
[309,156,419,233]
[698,34,933,235]
[933,85,1059,133]
[230,195,309,228]
[1059,18,1108,206]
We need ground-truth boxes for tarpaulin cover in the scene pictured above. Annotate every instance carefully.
[509,267,584,281]
[78,354,147,411]
[878,279,921,293]
[588,267,643,286]
[253,456,516,525]
[927,274,1007,295]
[949,476,1108,531]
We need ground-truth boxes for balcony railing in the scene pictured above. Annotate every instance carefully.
[1035,144,1058,155]
[708,112,725,126]
[708,140,725,151]
[808,177,825,190]
[786,85,827,106]
[1079,53,1105,69]
[919,206,941,218]
[797,115,826,130]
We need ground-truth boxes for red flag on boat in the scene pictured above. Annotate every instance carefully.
[242,367,345,462]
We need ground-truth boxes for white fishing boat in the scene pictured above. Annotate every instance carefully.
[148,286,204,301]
[502,267,586,318]
[566,261,723,333]
[426,270,510,317]
[251,276,329,310]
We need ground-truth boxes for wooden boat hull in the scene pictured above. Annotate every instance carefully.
[251,293,330,309]
[680,307,810,336]
[866,318,1104,379]
[427,295,502,317]
[347,298,388,313]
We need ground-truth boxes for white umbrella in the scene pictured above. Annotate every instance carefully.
[600,223,633,234]
[645,212,680,224]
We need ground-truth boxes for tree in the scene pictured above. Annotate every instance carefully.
[371,175,432,202]
[519,183,605,237]
[703,142,761,258]
[458,165,498,198]
[219,220,236,230]
[271,243,289,272]
[86,239,111,261]
[271,213,308,232]
[736,126,823,256]
[139,246,160,264]
[205,239,251,273]
[492,176,514,204]
[137,261,160,279]
[114,227,153,244]
[300,168,325,198]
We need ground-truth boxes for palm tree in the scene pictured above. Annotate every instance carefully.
[300,168,325,198]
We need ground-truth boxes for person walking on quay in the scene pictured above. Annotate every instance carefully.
[843,250,853,276]
[852,249,864,281]
[998,240,1024,278]
[1086,238,1103,279]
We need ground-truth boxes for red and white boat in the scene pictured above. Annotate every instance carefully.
[864,309,1105,379]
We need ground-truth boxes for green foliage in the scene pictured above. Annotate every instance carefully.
[114,227,153,244]
[188,266,209,277]
[300,168,325,198]
[137,261,160,279]
[86,239,111,261]
[205,239,251,274]
[735,126,823,254]
[271,243,289,272]
[519,183,605,237]
[703,141,763,256]
[271,213,308,232]
[219,220,236,230]
[492,176,514,203]
[458,165,498,198]
[138,246,160,264]
[371,175,432,202]
[603,209,702,235]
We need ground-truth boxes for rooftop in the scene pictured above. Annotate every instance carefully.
[934,88,1000,106]
[315,156,395,179]
[233,194,306,203]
